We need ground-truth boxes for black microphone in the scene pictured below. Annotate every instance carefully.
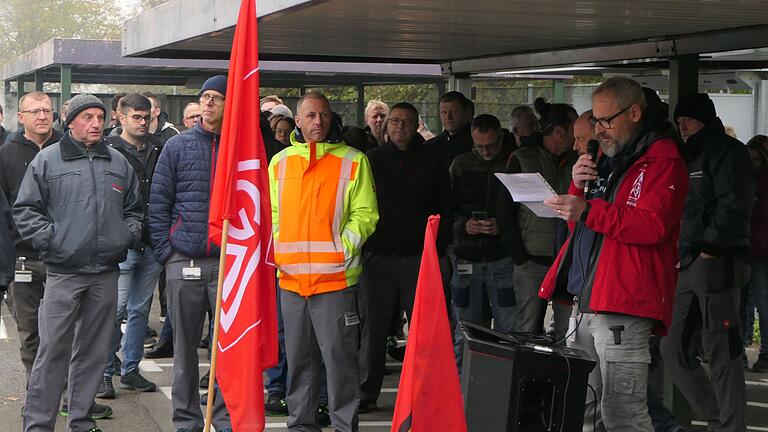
[583,139,600,198]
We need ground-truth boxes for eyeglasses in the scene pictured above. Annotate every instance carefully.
[474,142,500,152]
[200,93,225,105]
[130,114,152,123]
[590,106,631,129]
[20,108,54,116]
[388,117,415,128]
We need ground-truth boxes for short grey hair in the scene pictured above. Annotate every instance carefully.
[510,105,537,129]
[592,77,646,111]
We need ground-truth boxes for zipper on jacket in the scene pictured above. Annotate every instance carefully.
[207,137,217,257]
[88,150,100,273]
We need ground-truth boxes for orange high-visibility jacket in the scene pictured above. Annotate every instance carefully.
[269,132,379,296]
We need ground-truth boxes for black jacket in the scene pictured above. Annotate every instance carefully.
[0,126,7,146]
[365,135,452,256]
[0,188,14,290]
[107,134,164,247]
[426,123,474,172]
[0,130,62,257]
[152,111,180,144]
[13,132,143,274]
[678,118,755,268]
[449,146,512,262]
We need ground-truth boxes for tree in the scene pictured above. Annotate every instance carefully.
[0,0,124,63]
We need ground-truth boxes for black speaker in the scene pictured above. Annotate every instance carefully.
[460,321,596,432]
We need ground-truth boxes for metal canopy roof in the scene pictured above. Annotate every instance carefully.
[123,0,768,72]
[0,38,443,88]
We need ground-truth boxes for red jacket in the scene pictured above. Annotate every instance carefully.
[539,135,688,335]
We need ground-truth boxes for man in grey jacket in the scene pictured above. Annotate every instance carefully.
[14,93,142,432]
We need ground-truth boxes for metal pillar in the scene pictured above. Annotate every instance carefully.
[16,77,26,100]
[436,80,447,132]
[60,65,72,105]
[356,84,365,128]
[34,70,44,92]
[447,74,472,98]
[668,55,699,122]
[553,80,565,103]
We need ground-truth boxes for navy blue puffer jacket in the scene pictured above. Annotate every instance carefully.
[149,123,221,265]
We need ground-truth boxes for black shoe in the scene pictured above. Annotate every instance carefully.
[200,392,209,406]
[359,400,376,413]
[112,357,122,376]
[120,369,157,392]
[85,428,103,432]
[265,392,288,416]
[144,335,157,348]
[96,376,116,399]
[146,327,158,338]
[199,336,210,350]
[200,370,210,389]
[317,404,331,427]
[60,402,113,419]
[144,339,173,359]
[753,356,768,372]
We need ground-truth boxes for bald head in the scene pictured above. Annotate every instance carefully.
[573,110,595,155]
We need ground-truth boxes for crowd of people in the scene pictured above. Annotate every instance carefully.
[0,74,766,432]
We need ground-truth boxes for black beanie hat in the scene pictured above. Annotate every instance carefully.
[65,93,107,127]
[199,75,228,97]
[674,93,716,124]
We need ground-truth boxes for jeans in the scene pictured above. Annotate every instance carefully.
[104,248,163,376]
[746,256,768,357]
[450,256,516,332]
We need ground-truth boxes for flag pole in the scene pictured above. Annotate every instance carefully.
[204,218,230,432]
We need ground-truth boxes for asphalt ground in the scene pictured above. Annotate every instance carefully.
[1,296,767,431]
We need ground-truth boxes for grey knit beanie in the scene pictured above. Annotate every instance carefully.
[65,93,107,127]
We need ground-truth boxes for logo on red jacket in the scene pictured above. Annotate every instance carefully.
[626,163,647,207]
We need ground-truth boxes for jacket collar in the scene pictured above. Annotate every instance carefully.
[10,128,61,150]
[193,122,221,143]
[383,133,426,153]
[60,131,111,160]
[682,117,725,160]
[441,122,472,141]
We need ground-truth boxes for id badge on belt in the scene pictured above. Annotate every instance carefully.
[182,259,202,280]
[15,257,32,283]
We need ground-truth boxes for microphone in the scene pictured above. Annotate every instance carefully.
[583,139,600,198]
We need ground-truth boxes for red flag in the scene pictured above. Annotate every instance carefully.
[208,0,277,430]
[391,215,467,432]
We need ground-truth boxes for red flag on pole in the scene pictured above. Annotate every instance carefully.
[208,0,277,430]
[391,215,467,432]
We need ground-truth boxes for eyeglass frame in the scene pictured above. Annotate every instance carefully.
[200,93,225,105]
[590,105,632,129]
[20,108,54,116]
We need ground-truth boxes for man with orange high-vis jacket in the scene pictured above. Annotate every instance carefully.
[269,92,378,432]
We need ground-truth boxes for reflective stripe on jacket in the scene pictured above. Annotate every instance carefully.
[269,131,378,296]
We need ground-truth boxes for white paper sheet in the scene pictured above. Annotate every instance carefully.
[495,173,560,218]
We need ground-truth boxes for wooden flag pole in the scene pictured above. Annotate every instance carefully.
[204,219,230,432]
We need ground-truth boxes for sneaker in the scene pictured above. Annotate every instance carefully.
[85,428,103,432]
[144,339,173,359]
[200,370,210,389]
[119,369,157,392]
[265,392,288,416]
[96,376,116,399]
[146,327,158,338]
[60,402,113,419]
[144,335,157,348]
[753,356,768,372]
[317,404,331,427]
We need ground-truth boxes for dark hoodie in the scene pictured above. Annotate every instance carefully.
[0,129,62,257]
[365,134,452,256]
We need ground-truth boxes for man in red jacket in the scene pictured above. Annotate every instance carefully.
[542,77,688,431]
